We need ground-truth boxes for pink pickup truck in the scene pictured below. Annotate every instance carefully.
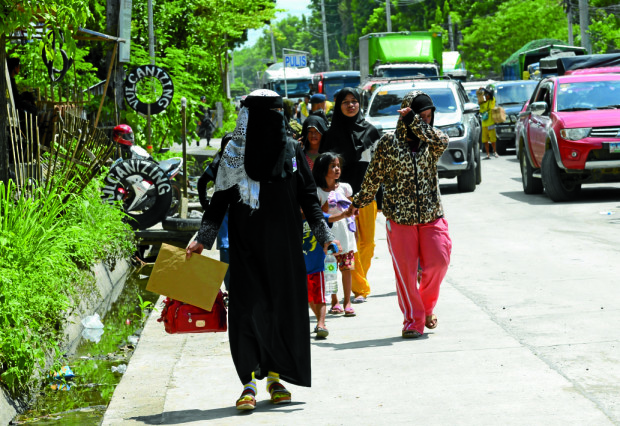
[515,73,620,201]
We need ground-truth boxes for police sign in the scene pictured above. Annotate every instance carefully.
[284,54,308,68]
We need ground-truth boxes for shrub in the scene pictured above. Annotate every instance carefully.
[0,177,134,395]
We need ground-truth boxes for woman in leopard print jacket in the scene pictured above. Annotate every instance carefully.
[351,90,453,339]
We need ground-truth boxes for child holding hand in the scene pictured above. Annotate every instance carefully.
[312,152,358,317]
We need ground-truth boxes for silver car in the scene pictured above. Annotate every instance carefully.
[364,80,482,192]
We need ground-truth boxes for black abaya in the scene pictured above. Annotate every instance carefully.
[197,142,331,386]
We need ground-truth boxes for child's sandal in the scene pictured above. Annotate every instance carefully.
[267,382,291,405]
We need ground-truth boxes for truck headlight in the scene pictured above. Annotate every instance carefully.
[441,124,464,138]
[560,128,591,141]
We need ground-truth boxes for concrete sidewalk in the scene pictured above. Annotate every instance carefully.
[102,212,612,425]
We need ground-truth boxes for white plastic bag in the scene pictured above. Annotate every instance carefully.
[81,313,104,329]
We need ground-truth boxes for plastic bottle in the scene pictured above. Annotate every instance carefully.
[324,244,338,295]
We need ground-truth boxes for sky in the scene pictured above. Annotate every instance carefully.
[242,0,312,48]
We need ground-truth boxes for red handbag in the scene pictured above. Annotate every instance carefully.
[157,291,228,334]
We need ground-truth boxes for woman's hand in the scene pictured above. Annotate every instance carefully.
[186,241,204,260]
[397,107,412,117]
[323,240,342,255]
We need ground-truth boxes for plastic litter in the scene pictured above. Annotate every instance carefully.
[599,211,615,215]
[82,327,104,343]
[51,366,75,380]
[111,364,127,374]
[50,366,74,391]
[127,335,139,345]
[189,210,204,219]
[139,274,149,280]
[81,313,104,329]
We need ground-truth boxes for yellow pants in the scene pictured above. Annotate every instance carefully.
[351,201,377,298]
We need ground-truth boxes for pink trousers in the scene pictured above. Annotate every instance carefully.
[386,217,452,333]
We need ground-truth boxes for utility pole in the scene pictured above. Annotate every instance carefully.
[270,26,277,63]
[448,14,454,51]
[386,0,392,32]
[567,1,574,45]
[320,0,330,71]
[578,0,591,53]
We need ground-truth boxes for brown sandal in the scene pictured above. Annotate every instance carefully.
[425,314,438,329]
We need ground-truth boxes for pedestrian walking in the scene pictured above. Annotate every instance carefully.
[313,152,357,318]
[320,88,380,304]
[348,90,452,338]
[479,86,498,159]
[300,114,331,339]
[196,95,215,147]
[186,89,338,410]
[301,114,329,170]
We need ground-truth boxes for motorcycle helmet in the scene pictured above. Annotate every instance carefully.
[113,124,134,146]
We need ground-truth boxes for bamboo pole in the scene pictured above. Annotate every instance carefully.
[93,43,118,131]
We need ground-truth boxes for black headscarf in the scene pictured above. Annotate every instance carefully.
[396,91,436,152]
[322,87,379,165]
[301,114,329,152]
[321,87,379,192]
[243,93,292,183]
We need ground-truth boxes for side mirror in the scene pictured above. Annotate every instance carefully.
[464,102,480,114]
[530,101,547,116]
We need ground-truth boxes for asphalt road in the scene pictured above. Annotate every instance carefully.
[103,149,620,425]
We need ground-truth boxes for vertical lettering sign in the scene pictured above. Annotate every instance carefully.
[124,65,174,115]
[118,0,132,63]
[284,54,308,68]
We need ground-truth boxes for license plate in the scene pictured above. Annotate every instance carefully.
[610,142,620,154]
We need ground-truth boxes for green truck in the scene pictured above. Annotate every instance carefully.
[359,32,443,83]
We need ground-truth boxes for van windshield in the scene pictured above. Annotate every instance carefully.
[369,88,458,117]
[323,77,361,100]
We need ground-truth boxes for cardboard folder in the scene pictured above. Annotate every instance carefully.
[146,243,229,311]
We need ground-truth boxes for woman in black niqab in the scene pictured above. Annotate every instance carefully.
[186,89,337,411]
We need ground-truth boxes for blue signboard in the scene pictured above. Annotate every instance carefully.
[284,54,308,68]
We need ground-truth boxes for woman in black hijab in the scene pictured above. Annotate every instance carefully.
[321,88,380,304]
[187,89,337,410]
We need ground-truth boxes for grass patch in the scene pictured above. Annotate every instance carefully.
[0,176,135,396]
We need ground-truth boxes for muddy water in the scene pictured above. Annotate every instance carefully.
[14,266,159,425]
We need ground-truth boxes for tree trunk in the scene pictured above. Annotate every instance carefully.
[0,34,9,184]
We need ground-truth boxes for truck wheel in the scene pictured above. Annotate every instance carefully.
[457,149,476,192]
[496,139,507,155]
[520,150,543,194]
[541,150,581,202]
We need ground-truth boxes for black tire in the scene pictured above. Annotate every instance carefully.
[101,158,173,229]
[496,139,507,155]
[541,149,581,202]
[161,217,202,231]
[520,149,543,194]
[457,148,476,192]
[475,141,482,185]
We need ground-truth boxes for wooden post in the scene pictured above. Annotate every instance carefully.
[93,43,118,130]
[180,97,188,219]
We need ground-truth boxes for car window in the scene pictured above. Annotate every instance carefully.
[533,83,553,116]
[495,83,537,105]
[556,80,620,111]
[369,87,458,117]
[323,78,360,100]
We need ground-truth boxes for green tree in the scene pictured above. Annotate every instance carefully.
[459,0,567,78]
[1,0,93,183]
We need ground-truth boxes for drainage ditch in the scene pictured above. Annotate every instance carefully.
[12,265,158,425]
